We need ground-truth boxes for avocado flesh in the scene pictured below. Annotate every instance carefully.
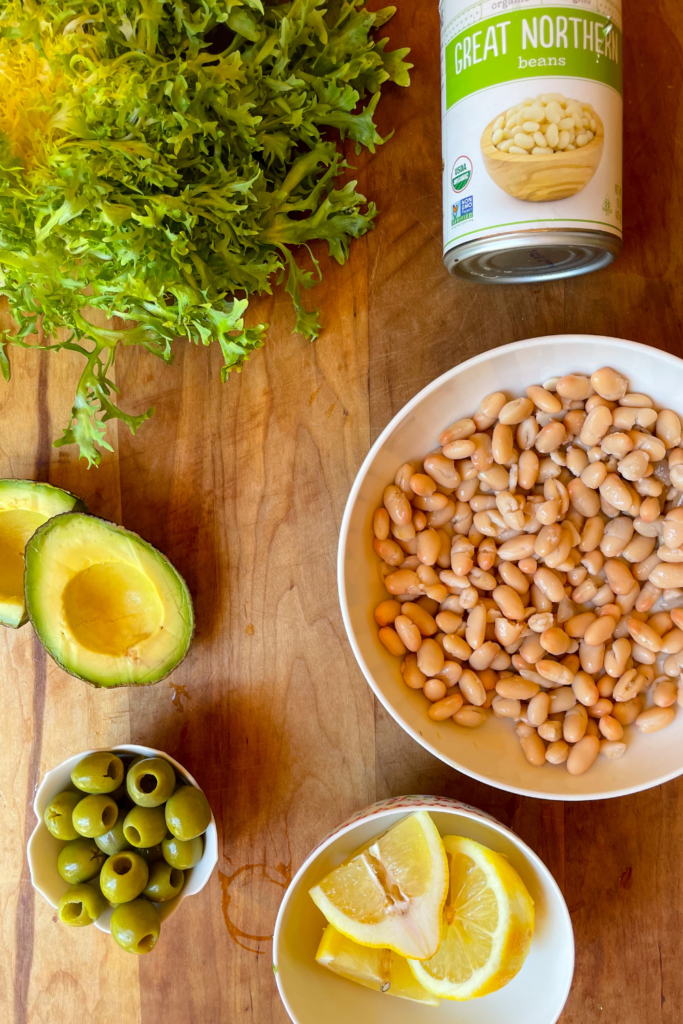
[0,480,86,628]
[25,513,194,687]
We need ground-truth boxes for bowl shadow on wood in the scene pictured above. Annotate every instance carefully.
[480,112,605,202]
[127,509,222,648]
[375,702,530,828]
[135,689,293,851]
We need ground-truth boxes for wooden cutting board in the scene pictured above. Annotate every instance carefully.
[2,1,682,1021]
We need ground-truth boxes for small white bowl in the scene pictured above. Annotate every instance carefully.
[273,796,574,1024]
[338,335,683,800]
[28,744,218,933]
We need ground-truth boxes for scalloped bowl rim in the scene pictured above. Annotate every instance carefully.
[28,743,218,933]
[273,796,574,1024]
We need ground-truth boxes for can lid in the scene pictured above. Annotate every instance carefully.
[444,230,622,284]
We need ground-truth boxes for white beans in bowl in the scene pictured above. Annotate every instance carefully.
[372,368,683,777]
[492,93,598,156]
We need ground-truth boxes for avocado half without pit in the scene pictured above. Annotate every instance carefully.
[0,480,86,628]
[24,513,194,687]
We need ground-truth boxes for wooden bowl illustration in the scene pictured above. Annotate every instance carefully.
[480,111,604,202]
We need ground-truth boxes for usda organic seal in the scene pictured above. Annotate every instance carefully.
[440,0,623,282]
[451,155,473,193]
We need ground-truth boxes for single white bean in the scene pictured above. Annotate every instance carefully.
[600,739,627,760]
[546,739,570,764]
[520,731,547,766]
[635,706,676,733]
[527,691,551,726]
[492,696,522,719]
[453,706,487,728]
[567,735,601,775]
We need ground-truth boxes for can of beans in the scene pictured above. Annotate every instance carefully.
[440,0,623,282]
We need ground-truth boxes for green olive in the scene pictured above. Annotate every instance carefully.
[126,757,176,808]
[72,794,119,838]
[165,786,211,841]
[95,809,131,856]
[58,839,107,884]
[99,851,149,903]
[137,844,164,864]
[123,805,168,848]
[44,790,82,841]
[71,752,124,794]
[143,861,185,902]
[111,899,161,955]
[58,883,108,927]
[161,834,203,870]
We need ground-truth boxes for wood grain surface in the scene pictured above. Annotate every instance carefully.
[2,0,682,1021]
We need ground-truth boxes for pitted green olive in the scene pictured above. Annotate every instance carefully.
[44,791,81,841]
[71,752,124,794]
[99,851,149,903]
[143,861,184,902]
[72,794,119,838]
[162,834,203,870]
[58,839,107,884]
[111,899,161,955]
[95,809,130,856]
[164,786,211,841]
[123,805,168,848]
[126,757,176,807]
[58,883,108,927]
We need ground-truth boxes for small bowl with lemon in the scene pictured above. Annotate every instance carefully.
[273,796,573,1024]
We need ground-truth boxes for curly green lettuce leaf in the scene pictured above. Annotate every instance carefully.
[0,0,412,464]
[0,336,10,383]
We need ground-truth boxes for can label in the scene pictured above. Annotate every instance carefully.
[440,0,623,254]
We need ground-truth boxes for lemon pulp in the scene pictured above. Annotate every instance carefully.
[315,924,439,1005]
[408,835,535,1000]
[309,811,448,961]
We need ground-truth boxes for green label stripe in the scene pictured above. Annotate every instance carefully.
[444,216,622,250]
[445,8,623,108]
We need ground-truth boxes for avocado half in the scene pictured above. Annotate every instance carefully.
[24,513,194,687]
[0,480,86,628]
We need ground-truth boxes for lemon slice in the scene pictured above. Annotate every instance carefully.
[315,924,440,1005]
[408,836,535,1000]
[308,811,448,960]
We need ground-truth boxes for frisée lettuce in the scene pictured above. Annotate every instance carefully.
[0,0,411,464]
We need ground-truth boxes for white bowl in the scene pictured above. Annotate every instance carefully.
[28,744,218,932]
[273,795,574,1024]
[338,335,683,800]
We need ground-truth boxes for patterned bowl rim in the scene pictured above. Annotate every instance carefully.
[272,794,575,1024]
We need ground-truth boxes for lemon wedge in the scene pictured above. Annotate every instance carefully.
[315,924,440,1005]
[408,835,535,1000]
[308,811,448,960]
